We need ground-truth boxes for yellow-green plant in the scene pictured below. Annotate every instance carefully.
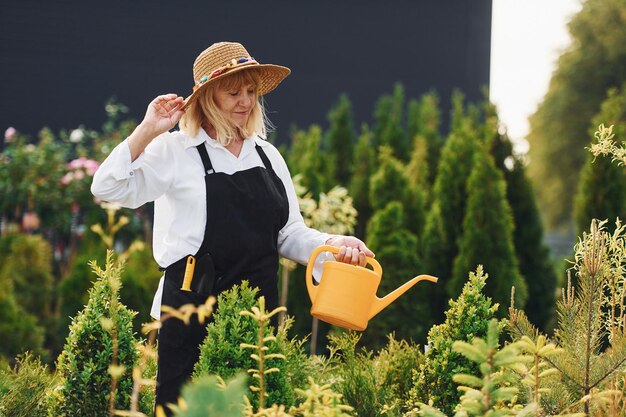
[52,251,139,416]
[589,124,624,166]
[0,352,59,417]
[240,296,287,410]
[194,283,307,410]
[509,219,626,416]
[409,320,535,417]
[408,266,499,415]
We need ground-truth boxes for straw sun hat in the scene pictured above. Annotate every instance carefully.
[182,42,291,110]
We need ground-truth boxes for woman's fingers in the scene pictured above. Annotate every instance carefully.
[335,246,363,266]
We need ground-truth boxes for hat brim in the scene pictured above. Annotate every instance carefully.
[181,63,291,110]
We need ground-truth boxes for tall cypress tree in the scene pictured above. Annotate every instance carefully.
[425,126,479,286]
[421,201,449,323]
[364,202,431,347]
[370,146,425,238]
[407,92,444,187]
[286,125,332,199]
[373,83,409,160]
[349,126,376,239]
[574,85,626,236]
[491,133,557,330]
[451,147,528,313]
[324,94,357,186]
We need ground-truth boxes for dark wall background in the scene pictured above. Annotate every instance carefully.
[0,0,492,144]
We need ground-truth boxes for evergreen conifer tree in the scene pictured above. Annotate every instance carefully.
[421,202,449,324]
[408,92,444,185]
[370,146,425,241]
[54,251,138,416]
[406,133,430,194]
[451,147,528,312]
[286,125,332,199]
[491,134,557,330]
[424,126,479,286]
[408,266,499,416]
[574,85,626,236]
[364,202,431,347]
[373,83,409,160]
[349,127,376,239]
[324,94,356,186]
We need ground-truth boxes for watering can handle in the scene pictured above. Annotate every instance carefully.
[305,245,382,304]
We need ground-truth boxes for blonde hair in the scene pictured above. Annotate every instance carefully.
[179,68,271,146]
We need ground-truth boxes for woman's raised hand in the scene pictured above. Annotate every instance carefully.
[141,94,186,136]
[127,94,186,161]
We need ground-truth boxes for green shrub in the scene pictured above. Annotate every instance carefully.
[0,233,49,360]
[172,374,247,417]
[327,332,403,417]
[193,282,308,410]
[0,233,54,322]
[0,352,58,417]
[53,251,138,416]
[0,295,45,359]
[408,266,499,415]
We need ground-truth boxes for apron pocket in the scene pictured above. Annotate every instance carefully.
[159,279,209,349]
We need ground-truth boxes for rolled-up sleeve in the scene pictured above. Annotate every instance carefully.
[91,134,174,208]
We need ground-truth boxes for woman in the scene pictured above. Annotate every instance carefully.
[91,41,373,412]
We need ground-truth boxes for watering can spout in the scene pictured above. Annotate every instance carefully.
[368,275,438,319]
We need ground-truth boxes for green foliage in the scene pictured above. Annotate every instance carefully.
[369,146,426,240]
[53,251,139,416]
[120,246,162,333]
[171,374,247,417]
[426,126,479,285]
[409,266,499,415]
[286,125,333,199]
[552,220,626,415]
[373,83,409,160]
[574,145,626,237]
[576,84,626,237]
[370,146,410,212]
[365,201,432,347]
[0,233,53,321]
[406,133,431,195]
[325,94,357,186]
[240,297,288,410]
[491,134,557,331]
[451,146,528,313]
[407,92,443,187]
[0,129,71,230]
[411,320,533,417]
[0,233,48,359]
[420,202,449,323]
[349,127,376,239]
[326,332,403,417]
[0,353,58,417]
[374,335,425,411]
[194,282,308,410]
[507,219,626,416]
[450,320,528,416]
[526,0,626,229]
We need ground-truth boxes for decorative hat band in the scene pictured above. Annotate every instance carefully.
[192,56,257,92]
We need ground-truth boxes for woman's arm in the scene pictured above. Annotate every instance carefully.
[270,144,373,266]
[91,94,186,208]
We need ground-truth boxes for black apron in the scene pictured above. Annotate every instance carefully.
[155,141,289,412]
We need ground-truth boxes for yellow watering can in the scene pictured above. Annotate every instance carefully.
[305,245,438,331]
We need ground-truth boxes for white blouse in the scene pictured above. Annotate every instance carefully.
[91,128,330,318]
